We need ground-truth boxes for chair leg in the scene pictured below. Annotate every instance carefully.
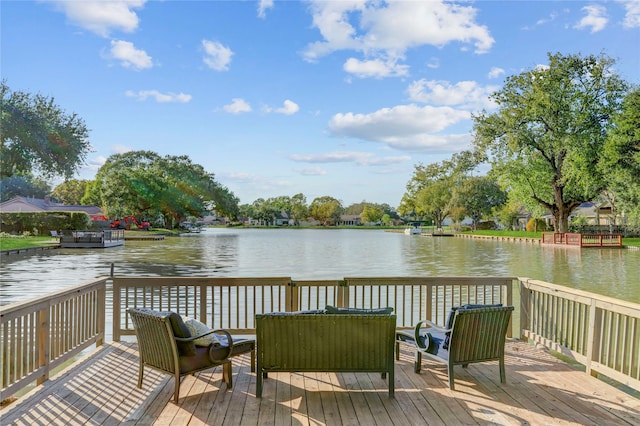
[448,364,455,390]
[499,357,506,384]
[413,350,422,373]
[223,361,233,389]
[395,341,400,360]
[250,350,256,373]
[137,363,144,389]
[256,369,263,397]
[174,373,181,403]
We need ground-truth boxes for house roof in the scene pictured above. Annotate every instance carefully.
[0,196,103,215]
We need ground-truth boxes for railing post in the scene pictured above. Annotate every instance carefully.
[518,279,530,340]
[112,278,121,342]
[585,299,600,378]
[287,281,298,312]
[338,280,347,308]
[37,306,50,385]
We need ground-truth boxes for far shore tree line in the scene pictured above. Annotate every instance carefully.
[2,52,639,233]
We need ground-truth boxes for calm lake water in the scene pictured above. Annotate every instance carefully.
[1,228,639,305]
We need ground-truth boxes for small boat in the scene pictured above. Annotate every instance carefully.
[404,223,422,235]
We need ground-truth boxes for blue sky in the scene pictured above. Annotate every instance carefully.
[2,1,639,208]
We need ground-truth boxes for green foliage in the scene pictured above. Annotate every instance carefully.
[1,81,91,179]
[452,176,507,228]
[0,173,51,202]
[525,218,548,233]
[400,150,478,226]
[601,88,640,231]
[473,52,629,232]
[361,205,383,224]
[51,179,90,205]
[309,196,343,225]
[0,211,91,234]
[84,151,239,227]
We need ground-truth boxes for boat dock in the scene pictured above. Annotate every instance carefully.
[60,229,125,248]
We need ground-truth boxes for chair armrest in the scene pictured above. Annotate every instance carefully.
[175,328,233,345]
[414,320,449,350]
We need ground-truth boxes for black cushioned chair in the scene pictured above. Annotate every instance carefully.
[396,305,514,390]
[128,307,255,403]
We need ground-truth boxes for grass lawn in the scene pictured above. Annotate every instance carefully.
[0,235,60,251]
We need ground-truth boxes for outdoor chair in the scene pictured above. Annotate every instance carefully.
[396,305,514,390]
[127,307,255,403]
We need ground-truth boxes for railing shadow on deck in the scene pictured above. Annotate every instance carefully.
[1,275,639,404]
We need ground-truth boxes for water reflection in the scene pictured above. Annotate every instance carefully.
[1,228,638,305]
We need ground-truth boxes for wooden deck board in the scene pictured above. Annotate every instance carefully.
[2,340,639,426]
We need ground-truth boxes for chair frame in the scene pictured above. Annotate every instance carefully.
[128,308,239,403]
[396,305,514,390]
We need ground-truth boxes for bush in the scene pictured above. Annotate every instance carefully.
[0,211,91,235]
[526,218,548,232]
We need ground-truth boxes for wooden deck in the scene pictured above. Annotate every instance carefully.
[2,340,639,425]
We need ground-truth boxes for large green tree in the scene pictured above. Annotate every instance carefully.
[451,176,507,229]
[473,52,628,232]
[601,88,640,230]
[0,173,51,202]
[399,151,477,227]
[309,196,343,225]
[51,179,90,205]
[84,151,238,227]
[1,81,91,179]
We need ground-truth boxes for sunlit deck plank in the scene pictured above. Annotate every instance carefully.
[2,340,639,426]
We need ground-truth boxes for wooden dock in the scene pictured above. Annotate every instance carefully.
[2,340,638,425]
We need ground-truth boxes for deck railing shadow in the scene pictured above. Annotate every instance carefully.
[1,275,639,404]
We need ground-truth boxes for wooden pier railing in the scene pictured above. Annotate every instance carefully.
[112,276,514,338]
[519,278,640,391]
[0,278,107,398]
[2,275,639,401]
[542,232,623,247]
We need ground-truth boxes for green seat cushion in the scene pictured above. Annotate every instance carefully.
[325,305,393,315]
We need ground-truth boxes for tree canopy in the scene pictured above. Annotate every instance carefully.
[83,151,238,227]
[1,81,92,179]
[399,151,477,227]
[601,88,640,230]
[472,52,628,232]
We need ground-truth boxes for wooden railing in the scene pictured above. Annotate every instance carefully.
[0,278,107,398]
[542,233,623,247]
[520,278,640,392]
[112,276,514,339]
[3,275,639,400]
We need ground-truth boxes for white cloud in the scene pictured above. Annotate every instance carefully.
[224,98,252,114]
[257,0,274,19]
[343,57,409,78]
[303,0,494,75]
[619,0,640,28]
[294,166,327,176]
[51,0,145,37]
[575,4,608,33]
[328,104,471,152]
[488,67,505,79]
[289,151,410,166]
[107,40,152,70]
[202,39,233,71]
[407,80,498,110]
[125,90,192,103]
[264,99,299,115]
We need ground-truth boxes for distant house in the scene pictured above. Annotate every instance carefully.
[339,215,362,226]
[0,196,103,216]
